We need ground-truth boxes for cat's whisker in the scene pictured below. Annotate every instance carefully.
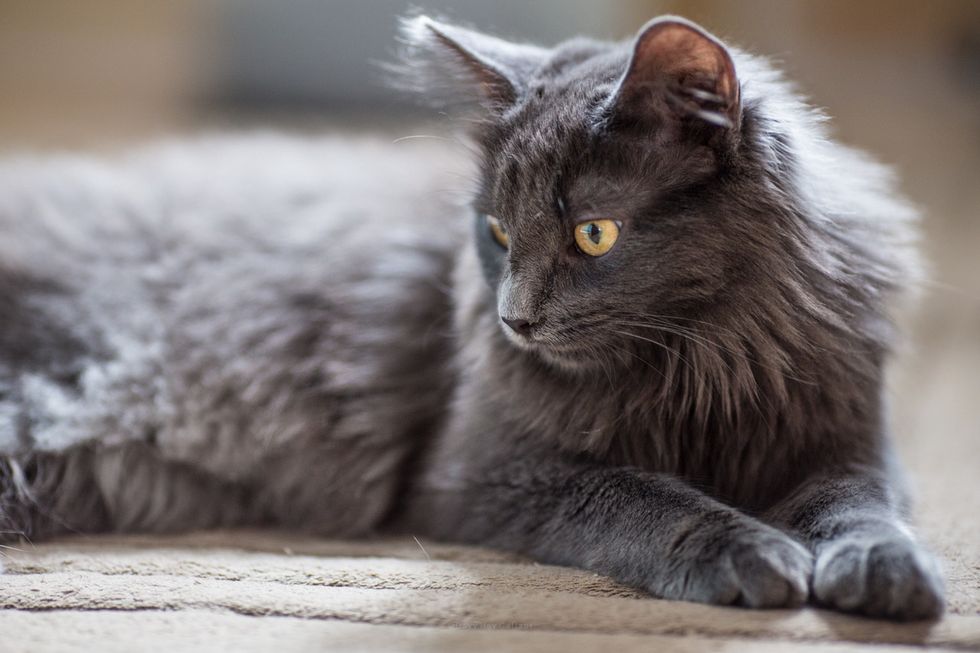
[911,277,980,305]
[610,319,771,419]
[611,311,745,341]
[614,318,818,387]
[611,320,778,426]
[614,320,740,376]
[391,134,452,145]
[613,318,730,353]
[634,313,741,335]
[610,329,696,376]
[620,322,743,388]
[604,341,669,383]
[631,312,852,357]
[589,341,617,396]
[624,319,783,419]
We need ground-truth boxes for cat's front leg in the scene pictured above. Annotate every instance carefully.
[767,472,944,620]
[404,456,812,608]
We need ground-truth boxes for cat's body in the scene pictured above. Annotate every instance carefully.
[0,16,944,621]
[0,136,462,537]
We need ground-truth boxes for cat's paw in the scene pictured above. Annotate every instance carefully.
[813,534,945,621]
[665,520,813,609]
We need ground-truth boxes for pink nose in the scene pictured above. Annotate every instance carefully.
[502,316,535,336]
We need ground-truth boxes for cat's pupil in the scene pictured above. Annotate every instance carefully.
[586,223,601,244]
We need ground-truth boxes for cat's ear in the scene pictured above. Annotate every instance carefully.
[394,15,547,112]
[605,16,740,131]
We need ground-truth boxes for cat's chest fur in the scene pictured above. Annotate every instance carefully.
[477,352,797,509]
[449,247,814,511]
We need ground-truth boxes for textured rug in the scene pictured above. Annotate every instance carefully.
[0,528,977,652]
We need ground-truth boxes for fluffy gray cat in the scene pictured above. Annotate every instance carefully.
[0,15,944,621]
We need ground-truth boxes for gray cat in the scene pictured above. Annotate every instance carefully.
[0,15,944,621]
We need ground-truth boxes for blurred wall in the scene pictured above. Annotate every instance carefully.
[212,0,633,111]
[0,1,213,148]
[2,1,977,155]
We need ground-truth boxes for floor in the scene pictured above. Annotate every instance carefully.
[0,529,977,652]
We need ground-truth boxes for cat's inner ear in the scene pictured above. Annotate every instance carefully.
[607,16,740,130]
[398,15,546,110]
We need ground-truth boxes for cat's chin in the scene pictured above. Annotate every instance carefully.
[533,348,600,375]
[503,334,606,375]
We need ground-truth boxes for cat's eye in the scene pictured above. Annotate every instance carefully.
[487,215,509,248]
[574,219,621,257]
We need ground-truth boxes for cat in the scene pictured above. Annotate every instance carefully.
[0,15,944,621]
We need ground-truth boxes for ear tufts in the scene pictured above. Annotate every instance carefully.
[607,15,741,131]
[415,16,518,105]
[390,14,547,113]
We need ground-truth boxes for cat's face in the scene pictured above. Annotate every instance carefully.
[472,102,737,370]
[401,16,746,370]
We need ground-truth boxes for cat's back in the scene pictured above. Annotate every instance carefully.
[0,133,468,270]
[0,134,465,528]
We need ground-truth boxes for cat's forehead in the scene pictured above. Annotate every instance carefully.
[481,101,599,217]
[481,114,653,223]
[483,122,577,208]
[483,111,718,225]
[483,42,625,162]
[478,41,717,223]
[532,37,627,91]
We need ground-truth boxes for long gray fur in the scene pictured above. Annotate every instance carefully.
[0,15,943,621]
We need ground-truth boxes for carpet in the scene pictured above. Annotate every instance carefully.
[0,526,976,652]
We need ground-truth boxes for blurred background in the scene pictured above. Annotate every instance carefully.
[0,0,978,606]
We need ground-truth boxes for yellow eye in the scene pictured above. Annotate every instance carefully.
[574,219,620,257]
[487,215,509,248]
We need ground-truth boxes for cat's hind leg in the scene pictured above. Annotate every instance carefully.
[0,442,254,545]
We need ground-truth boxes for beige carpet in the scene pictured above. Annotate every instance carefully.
[0,527,976,652]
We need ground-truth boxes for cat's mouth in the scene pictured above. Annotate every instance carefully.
[499,322,601,371]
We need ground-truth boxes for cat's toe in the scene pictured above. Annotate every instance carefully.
[814,535,945,621]
[667,524,813,609]
[727,533,812,608]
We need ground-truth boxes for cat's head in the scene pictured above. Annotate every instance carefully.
[396,15,795,372]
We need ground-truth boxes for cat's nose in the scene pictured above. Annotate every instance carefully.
[501,316,536,336]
